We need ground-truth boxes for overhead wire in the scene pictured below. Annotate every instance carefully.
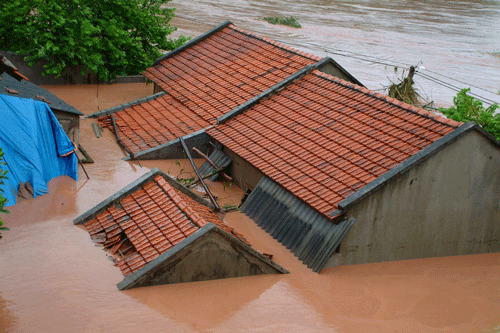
[172,15,499,105]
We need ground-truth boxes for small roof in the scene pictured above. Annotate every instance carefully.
[0,73,83,116]
[74,169,247,277]
[207,69,461,219]
[90,21,321,154]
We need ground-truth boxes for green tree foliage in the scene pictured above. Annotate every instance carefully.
[439,88,500,141]
[0,0,189,81]
[0,148,10,239]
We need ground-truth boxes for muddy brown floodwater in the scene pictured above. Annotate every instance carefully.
[1,84,500,332]
[167,0,500,108]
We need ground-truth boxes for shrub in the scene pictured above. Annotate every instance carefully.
[263,17,301,28]
[439,88,500,141]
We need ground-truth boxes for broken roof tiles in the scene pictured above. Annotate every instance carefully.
[95,22,320,154]
[80,172,247,277]
[207,70,462,219]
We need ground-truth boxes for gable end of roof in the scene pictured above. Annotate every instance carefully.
[336,121,479,213]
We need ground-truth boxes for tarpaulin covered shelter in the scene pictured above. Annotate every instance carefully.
[0,94,77,206]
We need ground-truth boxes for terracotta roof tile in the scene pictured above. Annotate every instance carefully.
[83,175,247,276]
[207,70,461,218]
[99,24,319,154]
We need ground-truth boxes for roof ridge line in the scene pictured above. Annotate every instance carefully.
[153,176,209,229]
[336,121,477,213]
[217,63,317,124]
[311,70,461,128]
[85,92,166,119]
[228,24,322,62]
[73,168,214,225]
[151,21,232,66]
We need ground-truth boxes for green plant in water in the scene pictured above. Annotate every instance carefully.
[0,148,10,239]
[178,177,195,185]
[439,88,500,141]
[263,16,301,28]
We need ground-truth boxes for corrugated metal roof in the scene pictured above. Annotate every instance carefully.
[198,148,232,181]
[240,176,355,272]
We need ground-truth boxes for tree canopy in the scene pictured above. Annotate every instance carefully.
[439,88,500,141]
[0,0,189,81]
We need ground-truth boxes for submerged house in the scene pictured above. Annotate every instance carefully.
[0,71,83,143]
[203,64,500,271]
[86,21,362,159]
[74,168,288,290]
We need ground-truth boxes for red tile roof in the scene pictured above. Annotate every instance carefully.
[83,175,247,276]
[98,23,321,154]
[207,70,462,219]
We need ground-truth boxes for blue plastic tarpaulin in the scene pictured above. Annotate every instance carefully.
[0,94,78,206]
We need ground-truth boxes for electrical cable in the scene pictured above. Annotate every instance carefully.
[173,14,499,104]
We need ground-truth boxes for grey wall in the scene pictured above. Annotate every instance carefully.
[327,130,500,267]
[118,225,288,290]
[52,109,80,144]
[221,146,265,191]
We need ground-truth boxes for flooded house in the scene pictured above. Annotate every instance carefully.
[0,60,83,144]
[86,21,362,160]
[81,21,499,273]
[74,168,288,290]
[204,63,500,271]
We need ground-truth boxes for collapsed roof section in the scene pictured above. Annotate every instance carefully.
[74,168,287,289]
[207,68,462,219]
[86,21,324,156]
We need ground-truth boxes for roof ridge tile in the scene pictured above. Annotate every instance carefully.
[154,175,210,228]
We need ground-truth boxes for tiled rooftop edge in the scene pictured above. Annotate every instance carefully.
[336,122,479,213]
[228,25,322,62]
[73,167,214,224]
[217,64,316,124]
[125,127,213,160]
[0,73,83,116]
[151,21,232,66]
[85,92,166,119]
[117,223,290,290]
[312,70,461,129]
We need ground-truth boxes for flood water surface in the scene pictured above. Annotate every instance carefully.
[1,65,500,332]
[168,0,500,107]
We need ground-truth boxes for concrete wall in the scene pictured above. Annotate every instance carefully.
[327,130,500,267]
[118,224,288,289]
[52,109,80,144]
[221,146,265,191]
